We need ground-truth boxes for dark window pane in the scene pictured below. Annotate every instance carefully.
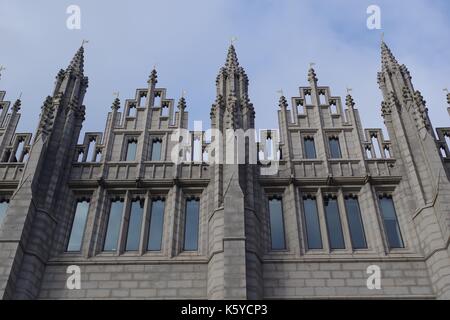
[125,199,144,251]
[379,196,404,249]
[126,141,137,161]
[304,138,317,159]
[184,199,200,251]
[0,200,9,226]
[103,200,124,251]
[268,198,286,250]
[324,197,345,249]
[147,200,165,251]
[303,197,322,249]
[67,201,90,252]
[345,197,367,249]
[329,138,342,158]
[151,140,162,161]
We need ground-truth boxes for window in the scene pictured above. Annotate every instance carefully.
[344,196,367,249]
[268,197,286,250]
[304,137,316,159]
[329,137,342,159]
[323,195,345,250]
[13,139,25,162]
[66,200,90,252]
[150,139,162,161]
[303,196,322,250]
[147,198,165,251]
[125,198,145,251]
[128,104,137,117]
[379,195,404,249]
[125,139,138,161]
[103,199,124,251]
[86,139,96,162]
[139,93,147,107]
[183,198,200,251]
[0,198,9,226]
[161,105,169,117]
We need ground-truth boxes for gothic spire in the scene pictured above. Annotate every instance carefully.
[66,46,85,75]
[381,41,399,72]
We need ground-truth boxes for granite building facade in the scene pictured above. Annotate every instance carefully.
[0,41,450,299]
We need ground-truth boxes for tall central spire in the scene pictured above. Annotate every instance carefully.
[211,44,254,130]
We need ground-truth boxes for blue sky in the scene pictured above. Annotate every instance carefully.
[0,0,449,137]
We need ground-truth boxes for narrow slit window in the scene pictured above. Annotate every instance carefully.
[128,105,137,117]
[329,137,342,159]
[0,199,10,226]
[151,139,162,161]
[268,197,286,250]
[13,140,25,162]
[125,139,137,161]
[366,147,373,159]
[344,196,367,249]
[303,196,322,250]
[95,151,102,162]
[139,93,147,107]
[330,104,337,114]
[86,139,96,162]
[384,147,391,159]
[445,134,450,150]
[193,137,202,162]
[319,94,327,105]
[103,199,124,252]
[77,151,84,163]
[323,196,345,250]
[184,198,200,251]
[379,195,404,249]
[297,101,305,114]
[66,200,90,252]
[371,135,381,158]
[304,137,316,159]
[161,105,169,117]
[125,198,145,251]
[147,199,165,251]
[154,93,162,107]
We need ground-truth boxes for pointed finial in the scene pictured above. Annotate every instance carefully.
[113,91,120,99]
[381,32,385,44]
[111,94,121,111]
[276,89,284,97]
[308,64,318,83]
[178,96,186,110]
[230,36,238,45]
[148,67,158,84]
[346,87,353,95]
[81,39,89,47]
[278,95,288,109]
[181,89,187,98]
